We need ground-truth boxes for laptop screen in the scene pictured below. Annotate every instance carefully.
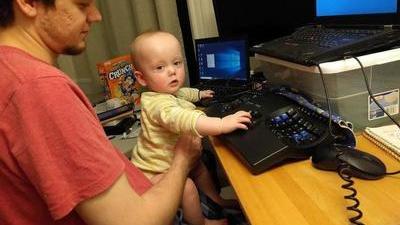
[317,0,398,17]
[195,37,249,84]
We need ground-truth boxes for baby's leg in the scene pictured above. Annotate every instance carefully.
[151,174,205,224]
[191,161,240,209]
[181,178,206,225]
[152,174,227,225]
[182,178,227,225]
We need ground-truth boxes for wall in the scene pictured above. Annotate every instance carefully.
[186,0,263,72]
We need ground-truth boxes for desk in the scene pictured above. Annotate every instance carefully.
[211,135,400,225]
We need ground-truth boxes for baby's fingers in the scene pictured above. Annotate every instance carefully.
[235,110,252,118]
[236,123,249,130]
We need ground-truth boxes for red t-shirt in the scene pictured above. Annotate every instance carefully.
[0,46,152,225]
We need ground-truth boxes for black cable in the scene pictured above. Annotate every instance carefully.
[352,57,400,128]
[317,65,364,225]
[316,65,340,140]
[352,56,400,175]
[386,170,400,175]
[336,149,364,225]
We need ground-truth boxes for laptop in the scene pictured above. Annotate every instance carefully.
[194,36,250,88]
[251,0,400,66]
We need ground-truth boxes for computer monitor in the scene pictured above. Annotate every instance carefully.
[194,37,249,86]
[316,0,397,17]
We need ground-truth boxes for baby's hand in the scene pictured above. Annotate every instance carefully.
[220,111,252,134]
[200,90,214,99]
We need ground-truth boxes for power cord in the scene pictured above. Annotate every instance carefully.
[352,56,400,176]
[316,65,364,225]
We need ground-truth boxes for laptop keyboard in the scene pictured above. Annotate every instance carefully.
[197,85,249,104]
[199,85,248,98]
[288,28,385,48]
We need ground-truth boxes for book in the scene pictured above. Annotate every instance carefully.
[363,124,400,161]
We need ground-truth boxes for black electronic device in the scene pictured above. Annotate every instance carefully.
[211,0,314,47]
[97,103,134,121]
[103,116,136,136]
[251,0,400,66]
[197,86,250,107]
[194,36,250,87]
[312,144,387,180]
[205,90,351,174]
[193,36,251,106]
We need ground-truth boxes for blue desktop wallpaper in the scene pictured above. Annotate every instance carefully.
[316,0,397,17]
[196,40,247,81]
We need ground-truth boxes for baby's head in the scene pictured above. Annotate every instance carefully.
[130,31,185,94]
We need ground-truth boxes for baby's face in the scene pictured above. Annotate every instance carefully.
[138,33,186,94]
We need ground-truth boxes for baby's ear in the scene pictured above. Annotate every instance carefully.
[134,70,147,87]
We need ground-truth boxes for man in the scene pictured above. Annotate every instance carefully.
[0,0,202,225]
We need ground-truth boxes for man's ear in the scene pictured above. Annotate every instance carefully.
[134,70,147,87]
[15,0,39,17]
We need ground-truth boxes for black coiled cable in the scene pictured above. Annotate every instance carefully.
[317,62,365,224]
[336,147,364,225]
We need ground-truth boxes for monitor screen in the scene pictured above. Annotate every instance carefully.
[316,0,398,17]
[195,38,249,82]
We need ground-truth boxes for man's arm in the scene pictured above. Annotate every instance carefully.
[76,135,202,225]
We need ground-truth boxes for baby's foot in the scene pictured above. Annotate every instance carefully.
[220,199,240,210]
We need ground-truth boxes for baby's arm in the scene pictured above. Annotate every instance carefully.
[175,88,213,102]
[195,111,251,136]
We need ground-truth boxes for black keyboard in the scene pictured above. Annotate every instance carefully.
[197,85,250,106]
[289,28,384,48]
[267,105,330,149]
[250,26,400,66]
[205,91,321,174]
[207,92,331,150]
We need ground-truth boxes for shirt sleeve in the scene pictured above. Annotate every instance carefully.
[144,94,204,137]
[10,77,125,220]
[175,87,200,102]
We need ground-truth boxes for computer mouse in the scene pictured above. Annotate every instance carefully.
[311,144,386,180]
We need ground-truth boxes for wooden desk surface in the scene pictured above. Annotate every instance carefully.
[211,135,400,225]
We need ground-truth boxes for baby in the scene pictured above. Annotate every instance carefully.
[130,31,251,225]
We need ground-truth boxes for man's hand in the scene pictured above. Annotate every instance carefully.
[173,135,202,172]
[221,111,252,134]
[200,90,214,99]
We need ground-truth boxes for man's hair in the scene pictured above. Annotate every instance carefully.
[0,0,55,28]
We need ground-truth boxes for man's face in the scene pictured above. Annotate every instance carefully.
[35,0,102,55]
